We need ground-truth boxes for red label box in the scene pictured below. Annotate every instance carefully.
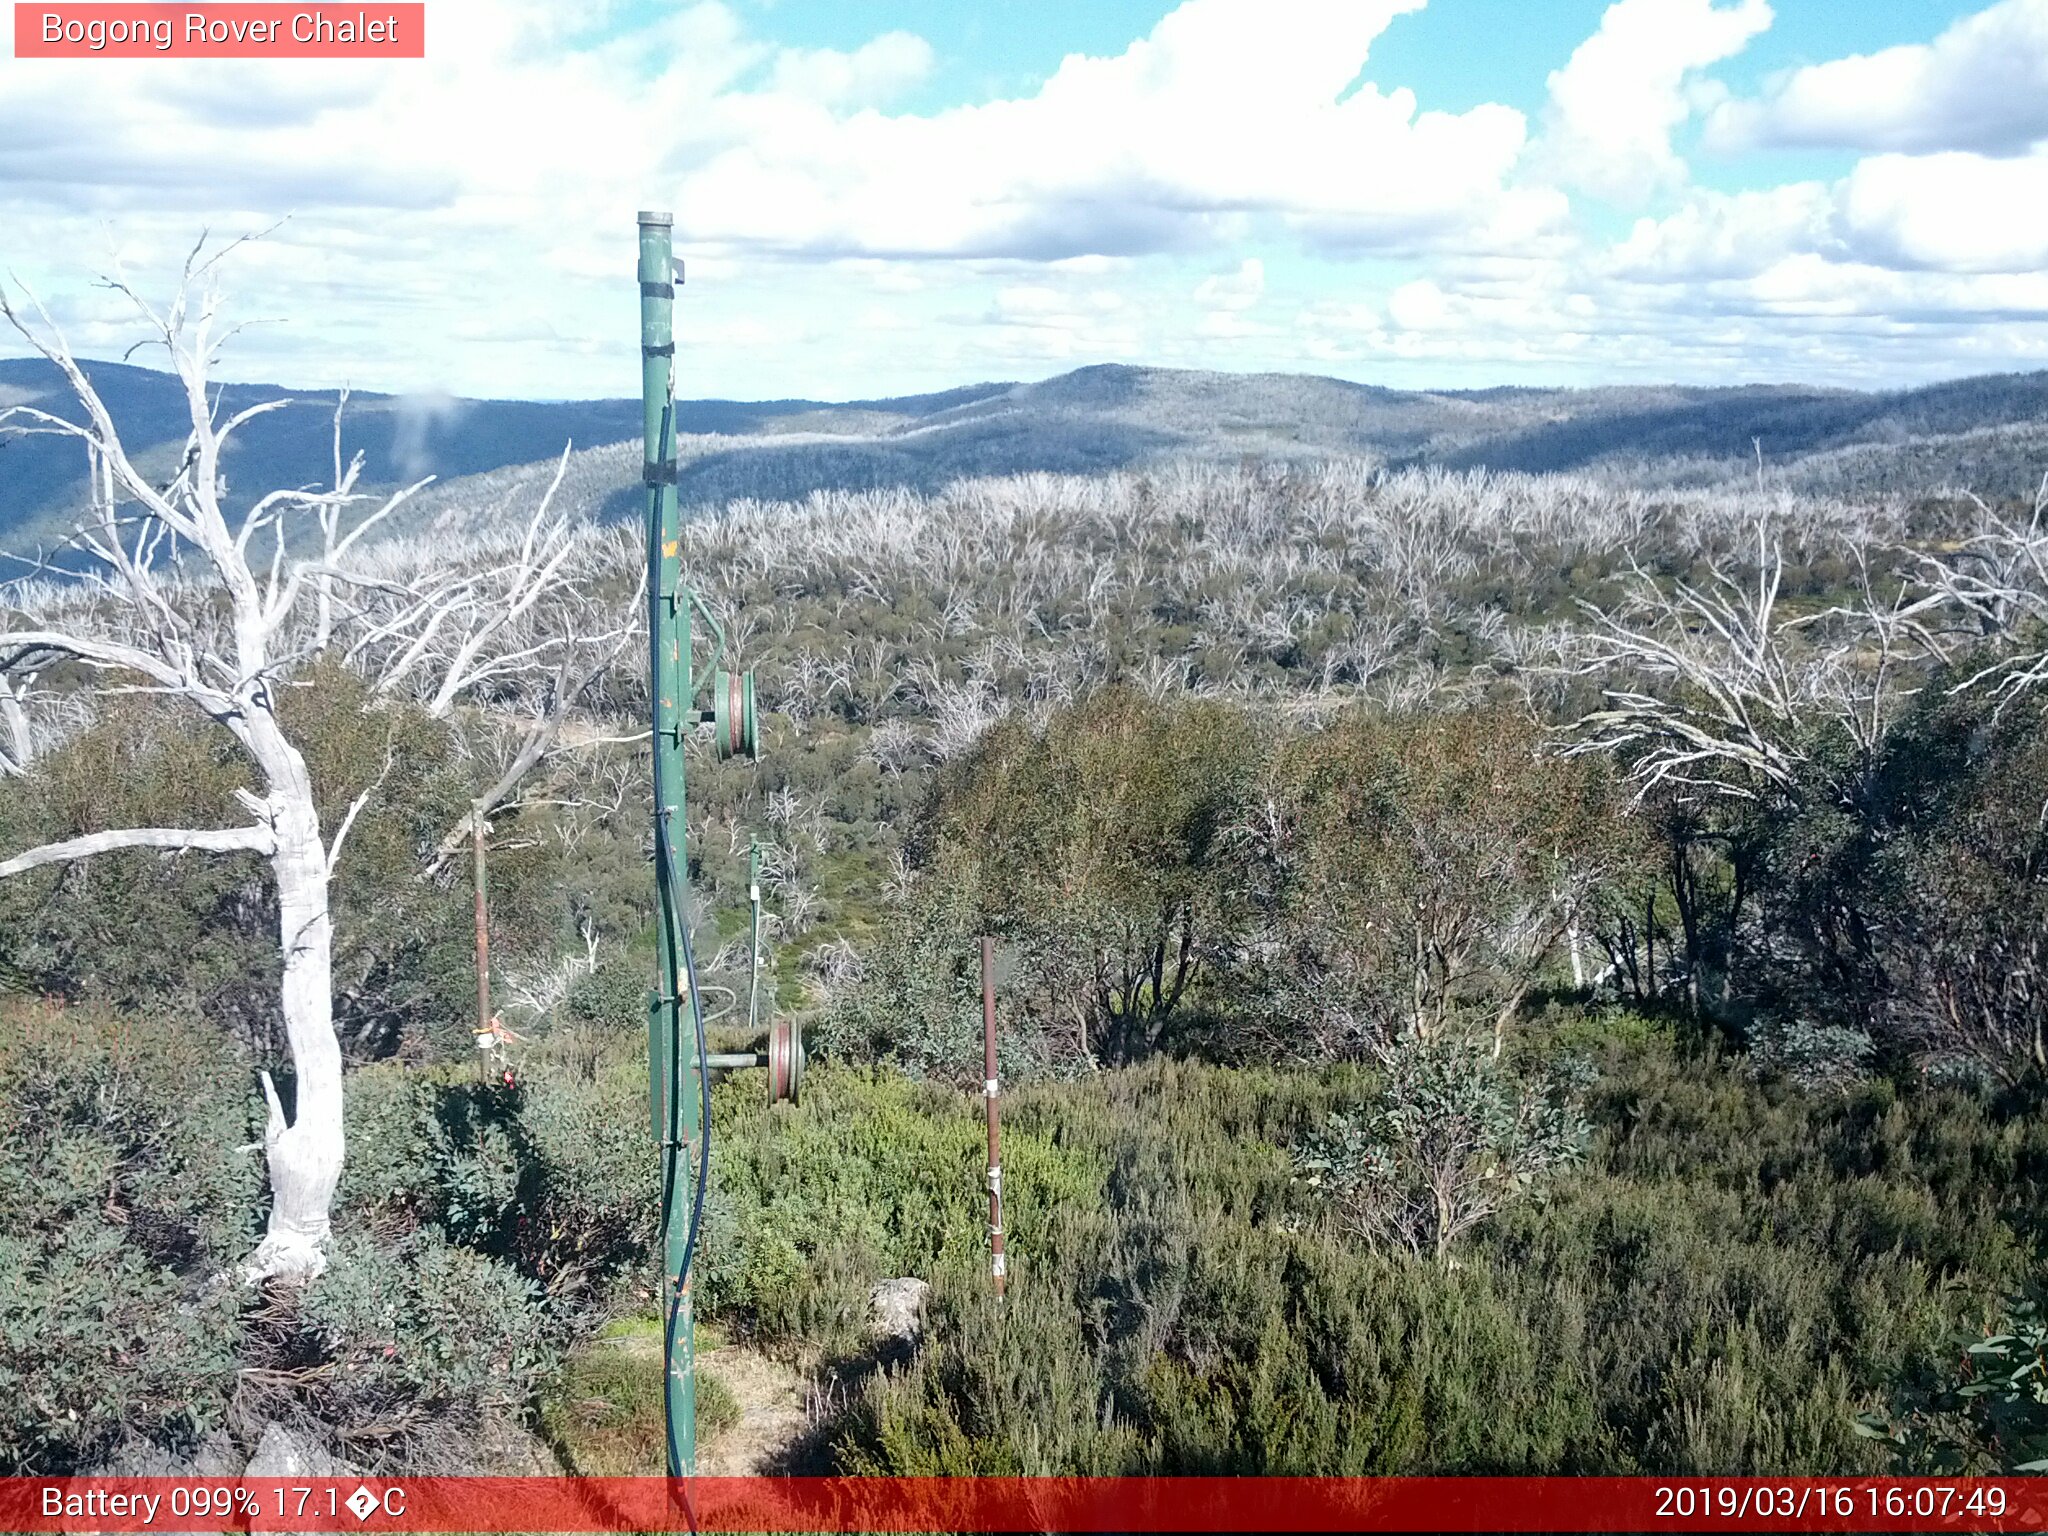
[4,1476,2048,1533]
[13,3,425,57]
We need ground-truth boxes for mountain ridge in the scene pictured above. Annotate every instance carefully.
[4,357,2046,554]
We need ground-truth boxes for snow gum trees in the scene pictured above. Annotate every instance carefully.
[0,248,616,1278]
[857,690,1625,1074]
[1240,707,1626,1062]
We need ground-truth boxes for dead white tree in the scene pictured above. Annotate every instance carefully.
[1913,479,2048,699]
[0,669,34,776]
[1563,526,1819,804]
[0,250,397,1278]
[1565,525,1946,807]
[0,244,582,1280]
[418,630,642,880]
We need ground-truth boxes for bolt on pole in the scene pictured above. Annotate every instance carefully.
[982,936,1006,1301]
[640,208,700,1480]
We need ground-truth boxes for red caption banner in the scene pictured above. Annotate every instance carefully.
[4,1477,2048,1533]
[13,4,424,57]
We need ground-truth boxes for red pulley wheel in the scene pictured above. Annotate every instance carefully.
[712,668,759,762]
[767,1016,804,1105]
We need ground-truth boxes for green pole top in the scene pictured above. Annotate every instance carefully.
[638,210,673,227]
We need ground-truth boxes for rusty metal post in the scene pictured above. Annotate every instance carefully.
[981,936,1006,1301]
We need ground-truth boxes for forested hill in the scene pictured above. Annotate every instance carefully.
[0,355,1007,554]
[5,355,2047,554]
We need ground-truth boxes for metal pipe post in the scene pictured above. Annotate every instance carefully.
[981,937,1006,1301]
[640,209,699,1478]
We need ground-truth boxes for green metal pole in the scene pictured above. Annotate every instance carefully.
[639,209,699,1479]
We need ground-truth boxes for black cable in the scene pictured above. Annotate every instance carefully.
[654,809,709,1529]
[647,394,711,1515]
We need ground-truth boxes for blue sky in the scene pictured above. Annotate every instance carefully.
[3,0,2047,400]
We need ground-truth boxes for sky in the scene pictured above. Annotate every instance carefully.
[3,0,2047,400]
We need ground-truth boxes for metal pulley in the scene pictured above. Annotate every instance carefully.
[710,668,758,761]
[703,1021,806,1104]
[694,838,800,1102]
[766,1015,804,1104]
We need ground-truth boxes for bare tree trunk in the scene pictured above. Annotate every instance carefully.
[250,790,345,1279]
[473,803,495,1083]
[0,674,31,776]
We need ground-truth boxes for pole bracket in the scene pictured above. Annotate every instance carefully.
[643,461,679,485]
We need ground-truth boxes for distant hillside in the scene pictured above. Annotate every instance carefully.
[5,358,2046,555]
[0,356,1011,556]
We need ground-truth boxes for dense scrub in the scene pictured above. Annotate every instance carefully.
[822,1033,2045,1475]
[6,456,2048,1474]
[11,987,2039,1476]
[0,1001,255,1472]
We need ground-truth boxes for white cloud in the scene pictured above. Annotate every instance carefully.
[767,31,934,107]
[975,282,1142,363]
[1539,0,1772,204]
[1605,183,1837,280]
[1190,259,1270,340]
[1606,146,2048,286]
[1837,148,2048,273]
[990,284,1125,325]
[3,0,2048,397]
[1708,0,2048,156]
[677,0,1547,259]
[1296,250,2048,383]
[1194,259,1264,311]
[1388,279,1456,331]
[1194,311,1272,340]
[1724,257,2048,324]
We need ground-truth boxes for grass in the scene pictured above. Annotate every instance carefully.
[540,1317,739,1475]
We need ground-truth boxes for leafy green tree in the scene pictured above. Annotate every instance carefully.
[1242,706,1627,1060]
[1866,688,2048,1085]
[911,687,1259,1064]
[1749,679,2048,1084]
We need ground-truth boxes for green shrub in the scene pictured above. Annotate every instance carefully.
[337,1039,662,1317]
[335,1065,442,1233]
[565,950,651,1034]
[1857,1289,2048,1472]
[1745,1017,1876,1093]
[697,1367,741,1439]
[1295,1033,1591,1264]
[0,999,258,1473]
[335,1065,525,1247]
[829,1040,2044,1476]
[707,1066,1106,1355]
[297,1229,557,1467]
[538,1324,664,1475]
[510,1027,660,1301]
[813,878,1071,1087]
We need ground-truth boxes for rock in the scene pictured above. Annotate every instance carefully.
[244,1421,357,1478]
[867,1277,930,1346]
[98,1428,243,1478]
[473,1408,566,1475]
